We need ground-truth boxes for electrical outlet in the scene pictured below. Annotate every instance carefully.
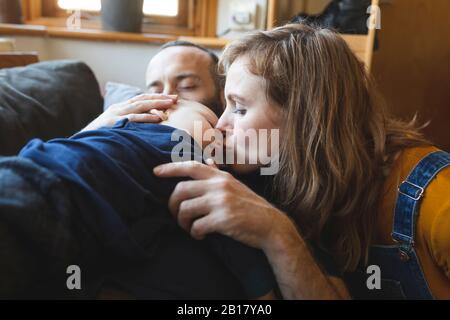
[233,11,252,25]
[229,1,257,31]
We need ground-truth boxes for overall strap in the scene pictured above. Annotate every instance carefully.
[392,151,450,250]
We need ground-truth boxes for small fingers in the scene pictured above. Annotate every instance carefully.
[150,109,169,121]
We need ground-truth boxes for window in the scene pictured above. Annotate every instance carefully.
[21,0,218,38]
[57,0,101,12]
[54,0,185,29]
[56,0,179,17]
[144,0,179,17]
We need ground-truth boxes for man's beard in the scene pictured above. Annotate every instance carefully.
[201,94,223,118]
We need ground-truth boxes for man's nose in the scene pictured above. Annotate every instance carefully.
[162,85,177,96]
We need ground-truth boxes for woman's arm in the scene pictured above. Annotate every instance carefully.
[154,161,351,300]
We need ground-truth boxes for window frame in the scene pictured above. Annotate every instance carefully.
[44,0,188,26]
[20,0,217,37]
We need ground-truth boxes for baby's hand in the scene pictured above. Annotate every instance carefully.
[150,109,169,121]
[82,94,176,131]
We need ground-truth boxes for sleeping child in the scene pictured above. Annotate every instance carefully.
[0,98,276,299]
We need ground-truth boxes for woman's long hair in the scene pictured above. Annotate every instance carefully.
[219,24,429,272]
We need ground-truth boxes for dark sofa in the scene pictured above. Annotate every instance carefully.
[0,60,103,156]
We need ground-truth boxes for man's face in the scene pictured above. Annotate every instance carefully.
[145,46,222,115]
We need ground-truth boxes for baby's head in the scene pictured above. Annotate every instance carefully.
[159,99,219,148]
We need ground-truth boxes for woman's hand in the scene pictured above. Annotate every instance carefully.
[82,94,178,131]
[153,160,290,251]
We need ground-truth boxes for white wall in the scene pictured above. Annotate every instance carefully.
[10,36,160,90]
[6,1,271,90]
[8,35,224,92]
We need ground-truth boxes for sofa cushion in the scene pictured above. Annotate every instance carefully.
[103,81,143,111]
[0,60,103,155]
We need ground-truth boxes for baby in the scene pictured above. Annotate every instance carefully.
[16,99,276,299]
[150,98,220,149]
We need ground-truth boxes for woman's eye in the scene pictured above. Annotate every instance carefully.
[233,108,247,115]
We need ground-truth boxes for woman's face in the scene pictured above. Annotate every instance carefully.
[216,56,282,174]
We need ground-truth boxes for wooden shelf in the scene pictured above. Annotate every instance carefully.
[0,21,229,49]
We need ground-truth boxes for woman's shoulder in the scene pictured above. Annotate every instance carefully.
[377,145,450,244]
[389,145,450,222]
[375,146,450,297]
[396,145,446,173]
[385,146,448,187]
[394,145,450,195]
[390,146,450,278]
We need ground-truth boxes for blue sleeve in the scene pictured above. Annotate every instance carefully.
[206,234,276,299]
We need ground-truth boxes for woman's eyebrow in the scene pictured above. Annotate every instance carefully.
[227,93,247,103]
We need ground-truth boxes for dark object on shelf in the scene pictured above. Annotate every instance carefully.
[290,0,378,49]
[101,0,144,33]
[291,0,372,35]
[0,0,23,24]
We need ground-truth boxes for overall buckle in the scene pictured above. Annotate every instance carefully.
[398,181,424,201]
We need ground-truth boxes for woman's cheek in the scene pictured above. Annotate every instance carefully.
[233,130,259,164]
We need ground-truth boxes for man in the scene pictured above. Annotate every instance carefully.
[84,41,224,132]
[146,41,224,117]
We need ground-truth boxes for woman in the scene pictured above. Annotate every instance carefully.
[95,24,450,299]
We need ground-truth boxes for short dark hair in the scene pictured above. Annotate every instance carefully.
[160,40,219,65]
[160,40,225,99]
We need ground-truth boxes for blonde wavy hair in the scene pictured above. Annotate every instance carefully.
[219,24,429,272]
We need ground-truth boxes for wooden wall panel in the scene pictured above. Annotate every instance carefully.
[372,0,450,151]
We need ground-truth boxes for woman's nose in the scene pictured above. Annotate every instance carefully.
[215,112,233,132]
